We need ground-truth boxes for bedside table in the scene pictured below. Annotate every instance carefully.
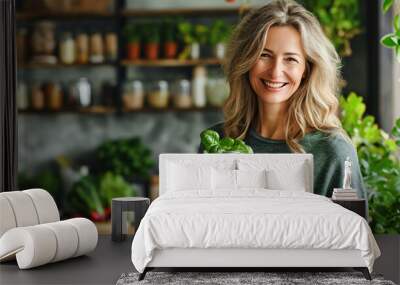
[331,198,367,219]
[111,197,150,242]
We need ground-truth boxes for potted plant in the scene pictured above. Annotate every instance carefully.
[178,21,208,60]
[142,23,160,60]
[163,18,178,59]
[123,23,141,60]
[340,93,400,283]
[209,20,233,59]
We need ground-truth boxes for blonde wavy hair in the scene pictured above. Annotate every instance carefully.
[222,0,346,153]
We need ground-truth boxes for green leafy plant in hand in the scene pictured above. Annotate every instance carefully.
[200,129,253,154]
[340,92,400,234]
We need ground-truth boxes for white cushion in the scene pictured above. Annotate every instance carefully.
[24,189,60,223]
[0,191,39,227]
[236,169,267,189]
[0,196,16,237]
[212,168,237,190]
[167,162,212,191]
[237,159,308,192]
[266,168,307,191]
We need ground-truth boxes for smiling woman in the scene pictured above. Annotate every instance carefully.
[199,0,367,201]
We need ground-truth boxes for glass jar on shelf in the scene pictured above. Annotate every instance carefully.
[59,32,75,64]
[147,80,169,109]
[123,80,144,110]
[89,31,104,63]
[44,82,63,111]
[172,79,192,109]
[31,83,45,110]
[206,77,230,107]
[104,31,118,62]
[75,31,89,64]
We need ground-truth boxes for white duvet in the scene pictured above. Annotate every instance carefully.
[131,189,380,273]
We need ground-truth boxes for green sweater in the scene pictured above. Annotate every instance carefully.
[198,122,367,200]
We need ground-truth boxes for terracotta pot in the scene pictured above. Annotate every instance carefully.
[145,43,159,60]
[126,42,140,60]
[163,42,177,59]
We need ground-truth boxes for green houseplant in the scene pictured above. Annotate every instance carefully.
[340,92,400,234]
[162,18,178,59]
[209,20,233,59]
[124,23,141,60]
[96,136,155,181]
[302,0,361,57]
[142,22,160,60]
[67,172,136,221]
[177,21,208,59]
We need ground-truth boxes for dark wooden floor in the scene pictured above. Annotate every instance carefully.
[0,235,134,285]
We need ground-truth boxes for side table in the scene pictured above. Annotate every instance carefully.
[111,197,150,242]
[331,198,367,219]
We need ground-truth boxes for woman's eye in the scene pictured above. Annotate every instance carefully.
[286,57,298,63]
[261,53,271,58]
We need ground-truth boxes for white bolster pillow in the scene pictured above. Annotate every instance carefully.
[0,218,98,269]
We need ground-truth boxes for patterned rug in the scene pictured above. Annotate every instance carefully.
[116,271,396,285]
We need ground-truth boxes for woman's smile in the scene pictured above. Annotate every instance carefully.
[261,79,289,91]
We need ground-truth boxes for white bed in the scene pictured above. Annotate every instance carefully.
[131,154,380,281]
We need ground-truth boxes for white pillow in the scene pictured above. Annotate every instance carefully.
[167,162,212,191]
[236,169,267,189]
[237,159,309,192]
[266,167,306,191]
[212,168,237,190]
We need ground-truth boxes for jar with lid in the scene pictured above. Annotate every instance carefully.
[148,80,169,108]
[123,80,144,110]
[104,31,118,62]
[31,21,57,64]
[31,83,45,110]
[44,82,63,111]
[60,32,75,64]
[89,31,104,63]
[75,31,89,64]
[172,79,191,109]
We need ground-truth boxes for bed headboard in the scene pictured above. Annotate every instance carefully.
[159,153,314,195]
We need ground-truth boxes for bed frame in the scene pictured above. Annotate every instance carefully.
[138,154,372,281]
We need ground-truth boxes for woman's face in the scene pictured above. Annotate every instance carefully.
[249,25,307,105]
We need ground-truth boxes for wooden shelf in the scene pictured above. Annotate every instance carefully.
[123,106,221,112]
[18,106,221,114]
[16,11,115,21]
[121,58,222,67]
[121,7,243,17]
[19,107,116,114]
[18,62,117,69]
